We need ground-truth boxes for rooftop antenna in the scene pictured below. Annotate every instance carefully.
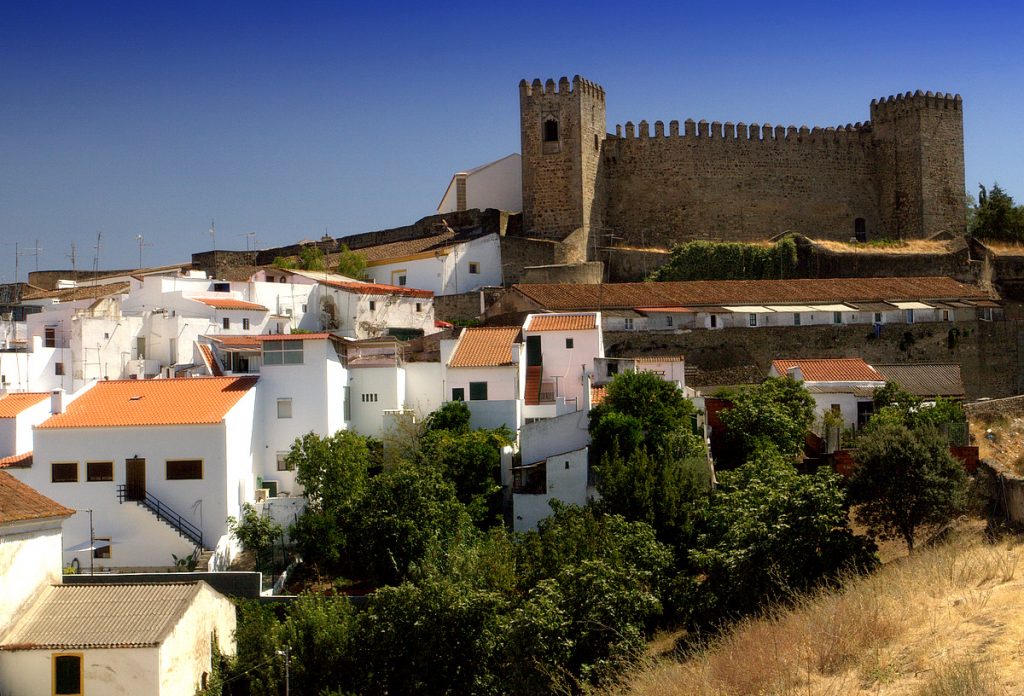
[135,234,153,269]
[33,238,42,271]
[67,242,77,280]
[7,241,42,283]
[91,232,103,282]
[208,219,217,250]
[237,231,257,252]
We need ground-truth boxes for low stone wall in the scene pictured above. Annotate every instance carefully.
[980,459,1024,527]
[434,289,505,323]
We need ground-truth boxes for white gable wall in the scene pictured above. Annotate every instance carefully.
[0,518,65,630]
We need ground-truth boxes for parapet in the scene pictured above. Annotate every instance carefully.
[609,117,872,145]
[519,75,606,101]
[870,90,962,120]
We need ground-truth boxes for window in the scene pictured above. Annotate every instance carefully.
[166,459,203,480]
[543,118,559,142]
[904,309,915,324]
[213,282,230,292]
[468,262,480,275]
[942,310,950,321]
[793,313,801,326]
[415,302,422,313]
[369,300,377,311]
[361,393,378,403]
[301,303,308,313]
[978,307,993,321]
[854,217,867,242]
[565,338,574,349]
[874,312,883,324]
[748,313,758,327]
[607,361,618,378]
[469,381,488,401]
[833,311,843,325]
[222,317,230,330]
[243,318,250,330]
[392,270,408,286]
[53,654,82,695]
[666,315,674,327]
[277,398,293,419]
[44,326,56,348]
[263,340,303,365]
[623,317,634,330]
[93,537,111,560]
[344,386,351,420]
[55,362,65,376]
[169,337,177,365]
[87,461,113,482]
[452,387,465,401]
[276,452,292,472]
[136,336,146,360]
[51,462,77,483]
[710,315,718,329]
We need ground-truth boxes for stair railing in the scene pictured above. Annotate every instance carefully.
[117,485,204,548]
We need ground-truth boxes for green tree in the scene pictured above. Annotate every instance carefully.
[850,420,967,551]
[299,245,327,271]
[423,400,471,434]
[719,376,816,461]
[972,182,1024,241]
[277,594,358,696]
[271,256,297,270]
[226,503,283,572]
[221,600,282,696]
[334,244,368,279]
[686,450,877,628]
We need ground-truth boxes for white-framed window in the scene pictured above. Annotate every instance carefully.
[793,313,801,326]
[264,340,303,365]
[243,318,250,330]
[874,312,883,324]
[978,307,993,322]
[277,398,293,419]
[905,309,915,324]
[623,317,634,330]
[468,262,480,275]
[392,269,408,286]
[833,311,843,325]
[748,313,758,327]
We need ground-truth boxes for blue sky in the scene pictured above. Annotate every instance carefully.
[2,0,1022,276]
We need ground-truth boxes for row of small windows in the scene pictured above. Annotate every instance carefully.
[222,317,251,330]
[51,459,202,482]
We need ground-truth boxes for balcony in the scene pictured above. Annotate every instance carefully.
[512,460,547,495]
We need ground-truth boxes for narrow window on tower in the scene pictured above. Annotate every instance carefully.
[543,119,559,142]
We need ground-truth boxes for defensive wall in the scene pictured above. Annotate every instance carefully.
[605,318,1023,400]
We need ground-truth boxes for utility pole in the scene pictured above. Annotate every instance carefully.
[208,219,217,250]
[92,232,103,280]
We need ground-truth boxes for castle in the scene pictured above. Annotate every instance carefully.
[519,75,965,254]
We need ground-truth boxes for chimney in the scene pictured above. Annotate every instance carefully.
[786,366,804,383]
[51,389,65,415]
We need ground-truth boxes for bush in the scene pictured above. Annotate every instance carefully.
[649,236,798,281]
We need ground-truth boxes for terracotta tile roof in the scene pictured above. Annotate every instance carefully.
[449,327,520,367]
[190,297,268,311]
[210,333,333,347]
[0,470,73,523]
[773,358,884,383]
[512,277,993,311]
[198,344,223,376]
[21,281,131,303]
[0,392,50,418]
[0,452,33,469]
[320,277,433,299]
[525,313,598,332]
[590,385,608,406]
[872,363,965,398]
[37,376,257,429]
[0,582,206,650]
[634,355,684,363]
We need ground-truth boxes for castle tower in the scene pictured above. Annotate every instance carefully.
[870,91,965,238]
[519,75,606,246]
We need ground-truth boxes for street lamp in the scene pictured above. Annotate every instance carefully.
[276,646,290,696]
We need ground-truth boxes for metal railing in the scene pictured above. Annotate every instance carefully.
[117,485,203,548]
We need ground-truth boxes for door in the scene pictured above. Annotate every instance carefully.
[126,457,146,502]
[526,335,542,366]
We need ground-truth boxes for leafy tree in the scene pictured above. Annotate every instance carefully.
[277,594,358,696]
[686,450,877,628]
[299,245,327,271]
[850,420,967,551]
[871,382,966,437]
[423,400,471,434]
[416,427,512,527]
[221,600,282,696]
[344,464,474,585]
[227,503,283,572]
[972,182,1024,241]
[271,256,297,270]
[719,376,816,461]
[334,244,368,279]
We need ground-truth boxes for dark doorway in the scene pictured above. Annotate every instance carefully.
[126,457,146,501]
[854,218,867,242]
[526,335,542,366]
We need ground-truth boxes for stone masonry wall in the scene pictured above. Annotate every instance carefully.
[605,318,1023,400]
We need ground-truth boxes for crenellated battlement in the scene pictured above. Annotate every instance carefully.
[519,75,606,101]
[611,118,872,145]
[870,90,961,120]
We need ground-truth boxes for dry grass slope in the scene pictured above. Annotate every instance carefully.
[620,527,1024,696]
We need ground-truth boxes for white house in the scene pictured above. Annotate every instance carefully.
[769,358,886,434]
[442,326,523,431]
[522,313,603,420]
[0,581,235,696]
[0,392,51,458]
[437,153,522,215]
[11,376,259,571]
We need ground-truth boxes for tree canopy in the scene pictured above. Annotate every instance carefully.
[719,376,816,461]
[972,182,1024,241]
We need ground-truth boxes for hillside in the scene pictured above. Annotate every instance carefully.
[621,524,1024,696]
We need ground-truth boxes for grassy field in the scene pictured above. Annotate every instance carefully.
[619,523,1024,696]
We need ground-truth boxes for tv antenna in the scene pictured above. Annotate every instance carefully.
[91,232,103,280]
[6,241,42,283]
[135,234,153,269]
[208,219,217,250]
[237,231,258,252]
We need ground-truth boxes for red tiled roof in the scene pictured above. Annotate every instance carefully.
[0,393,50,418]
[190,297,268,311]
[590,385,608,406]
[513,277,993,311]
[320,278,433,299]
[37,376,257,429]
[449,327,520,368]
[0,470,74,524]
[210,333,332,347]
[525,314,597,332]
[773,358,884,383]
[0,452,33,469]
[198,344,223,376]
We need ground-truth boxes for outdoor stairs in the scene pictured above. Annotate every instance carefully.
[194,548,214,570]
[525,365,542,406]
[117,485,207,550]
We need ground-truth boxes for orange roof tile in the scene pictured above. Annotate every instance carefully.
[0,470,74,524]
[320,278,433,299]
[191,297,268,311]
[449,327,520,368]
[0,393,50,418]
[772,358,884,383]
[0,452,33,469]
[37,376,257,429]
[525,314,597,332]
[198,344,223,376]
[590,385,608,406]
[513,277,992,311]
